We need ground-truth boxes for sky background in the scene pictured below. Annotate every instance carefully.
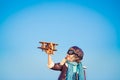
[0,0,120,80]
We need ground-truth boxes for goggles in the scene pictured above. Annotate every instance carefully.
[67,50,79,57]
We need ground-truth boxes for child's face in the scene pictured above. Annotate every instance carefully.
[66,54,75,62]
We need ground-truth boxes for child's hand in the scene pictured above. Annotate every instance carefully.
[60,58,67,65]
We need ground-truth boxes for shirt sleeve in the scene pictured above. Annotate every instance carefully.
[51,63,63,71]
[47,61,55,68]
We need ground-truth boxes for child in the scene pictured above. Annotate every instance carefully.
[48,46,85,80]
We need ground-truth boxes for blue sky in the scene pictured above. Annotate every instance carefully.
[0,0,120,80]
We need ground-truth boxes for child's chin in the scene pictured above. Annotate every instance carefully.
[68,60,73,62]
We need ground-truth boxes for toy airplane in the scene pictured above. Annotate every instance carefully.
[38,41,58,54]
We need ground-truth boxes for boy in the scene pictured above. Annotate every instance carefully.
[48,46,85,80]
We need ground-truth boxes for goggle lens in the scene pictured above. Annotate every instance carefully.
[67,50,75,55]
[67,50,79,58]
